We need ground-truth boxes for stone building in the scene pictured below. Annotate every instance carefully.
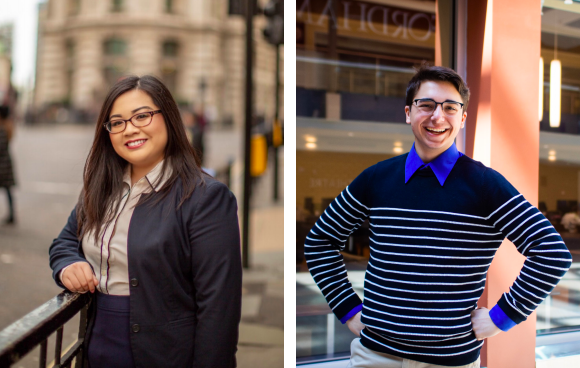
[0,23,13,92]
[34,0,283,128]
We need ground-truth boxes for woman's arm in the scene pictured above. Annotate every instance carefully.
[49,207,92,289]
[188,181,242,368]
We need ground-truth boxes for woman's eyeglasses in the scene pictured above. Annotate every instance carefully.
[413,98,464,116]
[104,110,162,134]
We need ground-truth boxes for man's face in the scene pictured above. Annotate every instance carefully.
[405,81,467,160]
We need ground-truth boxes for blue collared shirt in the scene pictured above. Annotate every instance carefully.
[405,142,463,186]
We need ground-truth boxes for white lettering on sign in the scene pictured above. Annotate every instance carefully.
[343,1,352,30]
[317,0,338,28]
[297,0,434,42]
[367,6,389,35]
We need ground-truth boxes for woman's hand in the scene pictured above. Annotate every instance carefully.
[61,262,98,293]
[471,307,501,341]
[346,311,365,337]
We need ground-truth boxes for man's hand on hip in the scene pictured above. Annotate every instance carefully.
[471,307,501,341]
[346,311,365,337]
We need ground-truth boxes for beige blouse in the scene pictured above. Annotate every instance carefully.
[62,160,170,295]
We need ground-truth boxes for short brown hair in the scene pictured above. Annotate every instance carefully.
[405,64,470,111]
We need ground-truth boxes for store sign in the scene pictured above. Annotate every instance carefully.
[297,0,435,42]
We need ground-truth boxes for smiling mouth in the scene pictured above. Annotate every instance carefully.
[425,127,448,134]
[126,139,147,148]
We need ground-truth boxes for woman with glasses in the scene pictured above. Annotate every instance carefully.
[49,75,242,367]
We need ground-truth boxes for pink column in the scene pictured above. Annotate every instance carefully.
[463,0,542,367]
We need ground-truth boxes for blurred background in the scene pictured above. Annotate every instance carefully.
[295,1,580,367]
[0,0,283,367]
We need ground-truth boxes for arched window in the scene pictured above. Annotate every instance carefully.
[103,39,127,56]
[111,0,124,13]
[161,40,180,95]
[102,38,129,87]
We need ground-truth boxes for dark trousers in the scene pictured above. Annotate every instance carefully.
[88,292,135,368]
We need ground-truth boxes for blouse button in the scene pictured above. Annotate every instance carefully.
[130,278,139,287]
[132,324,140,333]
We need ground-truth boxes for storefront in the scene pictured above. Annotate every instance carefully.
[296,1,580,367]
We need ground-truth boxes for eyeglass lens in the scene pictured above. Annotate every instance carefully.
[415,99,461,116]
[107,112,153,133]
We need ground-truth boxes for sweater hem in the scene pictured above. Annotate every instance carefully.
[360,328,482,367]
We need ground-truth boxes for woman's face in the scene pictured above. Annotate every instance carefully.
[108,89,168,172]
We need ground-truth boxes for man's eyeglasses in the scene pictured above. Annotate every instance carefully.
[413,98,464,116]
[104,110,162,134]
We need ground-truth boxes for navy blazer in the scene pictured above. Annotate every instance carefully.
[49,176,242,367]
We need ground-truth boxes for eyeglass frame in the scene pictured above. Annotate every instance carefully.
[412,98,464,115]
[103,110,163,133]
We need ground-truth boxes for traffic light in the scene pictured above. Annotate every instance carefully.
[251,134,268,177]
[262,0,284,45]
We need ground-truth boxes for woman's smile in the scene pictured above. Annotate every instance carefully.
[125,138,148,149]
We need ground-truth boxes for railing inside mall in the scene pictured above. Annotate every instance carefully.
[0,292,91,368]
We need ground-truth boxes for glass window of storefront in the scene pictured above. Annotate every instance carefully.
[297,1,580,365]
[296,0,439,363]
[536,6,580,337]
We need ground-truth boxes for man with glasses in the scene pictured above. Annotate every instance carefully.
[304,65,572,367]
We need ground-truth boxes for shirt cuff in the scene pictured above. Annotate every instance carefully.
[340,303,363,324]
[489,304,517,332]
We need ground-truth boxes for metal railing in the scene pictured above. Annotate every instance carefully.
[0,291,91,368]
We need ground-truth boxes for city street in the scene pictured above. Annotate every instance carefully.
[0,123,283,367]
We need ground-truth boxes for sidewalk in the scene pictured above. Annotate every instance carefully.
[237,204,284,368]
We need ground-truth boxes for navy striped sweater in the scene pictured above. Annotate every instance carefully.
[305,154,572,366]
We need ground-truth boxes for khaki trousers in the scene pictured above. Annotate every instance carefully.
[346,338,480,368]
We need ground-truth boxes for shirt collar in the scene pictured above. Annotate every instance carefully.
[122,160,171,192]
[405,142,463,186]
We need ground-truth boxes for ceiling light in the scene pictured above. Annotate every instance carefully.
[394,141,403,147]
[305,142,317,150]
[393,147,403,154]
[548,155,556,161]
[549,150,556,155]
[539,57,544,122]
[565,0,573,5]
[550,59,561,128]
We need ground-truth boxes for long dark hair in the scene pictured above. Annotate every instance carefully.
[77,75,204,243]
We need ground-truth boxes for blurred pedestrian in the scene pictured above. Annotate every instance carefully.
[0,92,16,225]
[181,106,204,164]
[561,203,580,233]
[49,75,242,367]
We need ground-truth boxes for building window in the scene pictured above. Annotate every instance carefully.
[163,41,179,58]
[103,39,127,56]
[161,40,179,96]
[65,39,75,103]
[68,0,80,16]
[111,0,124,13]
[296,0,438,363]
[165,0,174,14]
[103,38,129,87]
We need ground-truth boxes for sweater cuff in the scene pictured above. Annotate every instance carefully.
[340,303,363,324]
[489,304,517,332]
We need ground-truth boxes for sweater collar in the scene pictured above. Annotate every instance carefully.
[405,142,463,186]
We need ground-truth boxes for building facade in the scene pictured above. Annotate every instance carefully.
[0,23,13,92]
[34,0,283,128]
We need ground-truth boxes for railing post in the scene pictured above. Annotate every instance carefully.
[74,303,89,368]
[39,339,47,368]
[54,326,63,366]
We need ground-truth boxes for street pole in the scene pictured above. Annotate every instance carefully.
[273,44,280,202]
[242,0,254,269]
